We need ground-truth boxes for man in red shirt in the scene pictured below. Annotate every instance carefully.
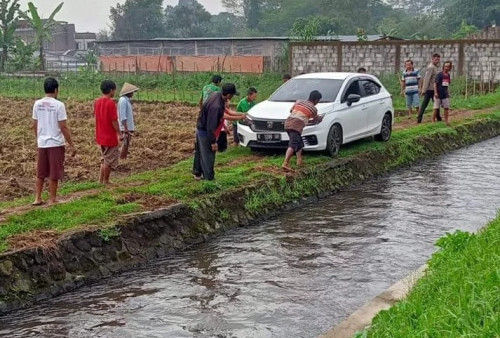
[94,80,120,184]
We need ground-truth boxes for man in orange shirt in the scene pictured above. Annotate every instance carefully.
[94,80,121,184]
[282,90,323,171]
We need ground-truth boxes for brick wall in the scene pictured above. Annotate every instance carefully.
[291,40,500,82]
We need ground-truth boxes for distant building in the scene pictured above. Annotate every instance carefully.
[75,32,97,50]
[94,35,404,73]
[14,20,96,52]
[95,35,402,57]
[15,20,76,52]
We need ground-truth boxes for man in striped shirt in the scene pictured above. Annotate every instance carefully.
[282,90,323,172]
[401,60,422,119]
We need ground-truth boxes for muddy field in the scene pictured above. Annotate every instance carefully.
[1,98,200,201]
[0,96,490,202]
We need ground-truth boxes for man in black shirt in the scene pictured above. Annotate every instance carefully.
[193,83,239,181]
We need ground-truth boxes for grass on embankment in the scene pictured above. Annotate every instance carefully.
[0,194,139,252]
[359,216,500,338]
[1,112,500,253]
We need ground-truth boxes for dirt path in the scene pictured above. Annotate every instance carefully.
[394,107,498,130]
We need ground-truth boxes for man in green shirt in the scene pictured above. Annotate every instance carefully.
[199,75,222,110]
[233,87,258,146]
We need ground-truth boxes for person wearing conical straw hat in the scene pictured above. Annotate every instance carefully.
[118,82,139,160]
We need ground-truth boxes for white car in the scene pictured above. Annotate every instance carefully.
[237,72,394,156]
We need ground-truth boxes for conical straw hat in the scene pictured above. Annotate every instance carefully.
[120,82,139,96]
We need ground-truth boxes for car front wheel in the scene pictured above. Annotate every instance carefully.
[375,113,392,142]
[326,124,342,157]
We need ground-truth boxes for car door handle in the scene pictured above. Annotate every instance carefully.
[362,105,368,110]
[379,101,385,104]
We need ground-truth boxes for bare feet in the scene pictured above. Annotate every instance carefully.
[31,200,44,206]
[282,165,294,172]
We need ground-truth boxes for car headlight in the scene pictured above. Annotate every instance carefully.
[239,115,253,127]
[307,113,325,126]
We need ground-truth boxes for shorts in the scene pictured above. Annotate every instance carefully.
[100,146,119,168]
[217,131,228,153]
[286,129,304,153]
[37,146,65,180]
[405,92,420,108]
[434,98,450,109]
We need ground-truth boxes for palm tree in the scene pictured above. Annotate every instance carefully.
[19,2,63,71]
[0,0,21,72]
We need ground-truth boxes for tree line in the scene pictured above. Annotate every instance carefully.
[103,0,499,41]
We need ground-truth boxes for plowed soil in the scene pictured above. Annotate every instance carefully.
[1,97,494,202]
[1,98,200,201]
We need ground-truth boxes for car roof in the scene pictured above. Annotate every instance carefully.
[294,72,353,80]
[294,72,382,81]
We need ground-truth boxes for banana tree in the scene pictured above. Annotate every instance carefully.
[0,0,21,72]
[19,2,63,71]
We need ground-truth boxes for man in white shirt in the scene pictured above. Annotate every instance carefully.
[32,78,76,205]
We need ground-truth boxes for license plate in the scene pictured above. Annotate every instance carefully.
[257,133,281,142]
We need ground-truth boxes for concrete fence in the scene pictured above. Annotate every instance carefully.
[290,39,500,82]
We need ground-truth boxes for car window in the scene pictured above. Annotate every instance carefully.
[360,80,381,97]
[269,78,343,103]
[341,80,361,103]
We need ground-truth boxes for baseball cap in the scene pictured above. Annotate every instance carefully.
[222,83,240,96]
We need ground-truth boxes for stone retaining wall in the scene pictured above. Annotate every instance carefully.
[1,118,500,314]
[291,40,500,82]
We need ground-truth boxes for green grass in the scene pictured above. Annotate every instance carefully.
[0,72,282,104]
[360,215,500,337]
[0,193,139,252]
[0,111,499,252]
[98,226,122,242]
[1,71,499,111]
[244,175,321,213]
[0,181,103,210]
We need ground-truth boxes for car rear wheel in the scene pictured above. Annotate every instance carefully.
[326,124,342,157]
[375,113,392,142]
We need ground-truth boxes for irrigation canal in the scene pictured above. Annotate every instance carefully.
[1,137,499,338]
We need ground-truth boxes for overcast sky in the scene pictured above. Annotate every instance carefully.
[18,0,225,32]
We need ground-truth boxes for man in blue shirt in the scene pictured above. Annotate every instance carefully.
[118,82,139,159]
[401,60,421,119]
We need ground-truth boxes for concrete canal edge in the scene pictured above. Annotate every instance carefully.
[1,118,500,314]
[319,265,427,338]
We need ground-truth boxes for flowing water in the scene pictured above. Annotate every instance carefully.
[1,138,499,338]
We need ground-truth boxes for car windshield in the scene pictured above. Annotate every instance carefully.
[269,78,343,103]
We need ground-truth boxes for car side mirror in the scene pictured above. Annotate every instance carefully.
[346,94,361,106]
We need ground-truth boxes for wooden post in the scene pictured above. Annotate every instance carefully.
[458,42,465,76]
[337,43,343,72]
[394,44,401,74]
